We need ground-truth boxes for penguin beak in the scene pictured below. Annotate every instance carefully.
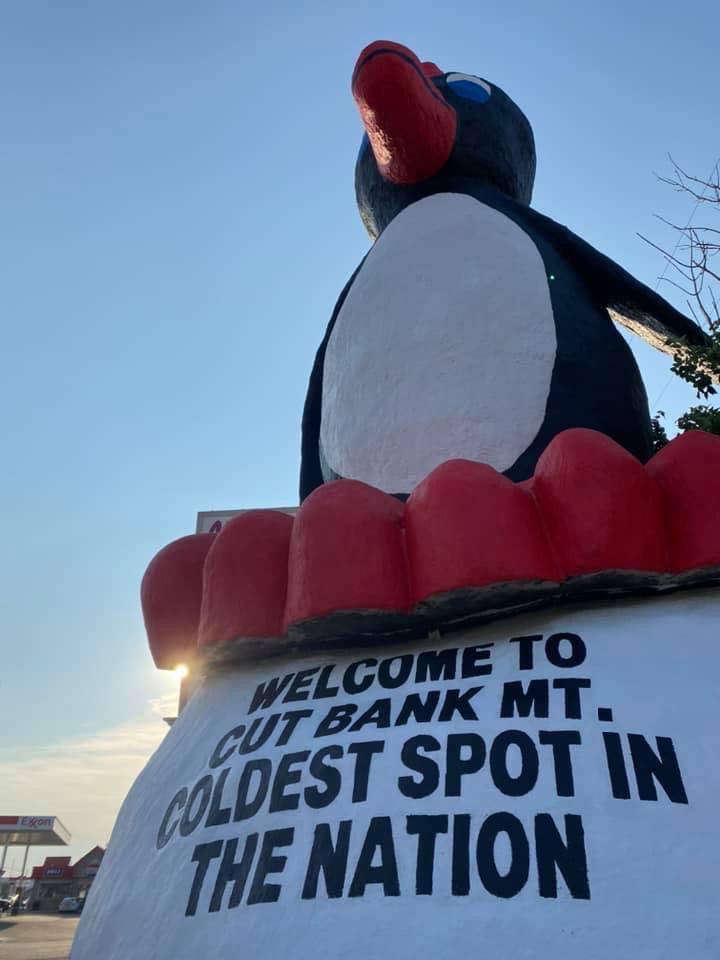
[352,40,456,185]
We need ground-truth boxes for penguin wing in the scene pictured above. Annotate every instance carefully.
[526,208,710,353]
[300,262,365,502]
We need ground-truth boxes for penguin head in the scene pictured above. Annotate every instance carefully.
[353,41,536,238]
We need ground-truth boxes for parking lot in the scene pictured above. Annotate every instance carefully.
[0,913,80,960]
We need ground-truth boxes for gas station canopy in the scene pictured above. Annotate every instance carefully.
[0,816,70,847]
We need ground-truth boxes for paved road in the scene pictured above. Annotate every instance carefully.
[0,914,80,960]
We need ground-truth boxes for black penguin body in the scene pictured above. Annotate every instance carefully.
[300,42,707,501]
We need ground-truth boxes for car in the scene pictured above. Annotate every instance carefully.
[57,896,81,914]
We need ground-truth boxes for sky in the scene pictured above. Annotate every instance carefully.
[1,0,718,869]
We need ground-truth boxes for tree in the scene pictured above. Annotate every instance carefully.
[640,159,720,448]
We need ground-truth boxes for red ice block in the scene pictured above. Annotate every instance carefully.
[141,533,215,669]
[647,430,720,571]
[406,459,560,604]
[532,429,668,577]
[284,480,409,628]
[199,510,294,649]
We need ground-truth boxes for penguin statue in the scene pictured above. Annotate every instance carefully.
[69,41,720,960]
[300,40,708,500]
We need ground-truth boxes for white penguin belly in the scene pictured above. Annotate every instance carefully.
[320,192,557,493]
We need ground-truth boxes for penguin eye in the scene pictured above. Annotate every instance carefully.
[445,73,492,103]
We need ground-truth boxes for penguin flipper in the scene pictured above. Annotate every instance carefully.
[300,263,365,502]
[299,340,328,502]
[529,211,710,353]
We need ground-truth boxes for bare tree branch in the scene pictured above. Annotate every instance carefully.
[640,157,720,337]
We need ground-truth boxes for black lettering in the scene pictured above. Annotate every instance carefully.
[510,635,543,670]
[489,731,539,797]
[553,678,591,719]
[396,691,441,726]
[545,633,586,668]
[206,767,232,827]
[179,775,213,837]
[315,703,358,737]
[348,741,385,803]
[156,787,187,850]
[628,734,688,804]
[603,732,631,799]
[185,840,223,916]
[438,686,482,721]
[348,817,400,897]
[535,814,590,899]
[539,731,582,797]
[461,643,493,678]
[237,715,280,754]
[398,735,441,799]
[407,815,448,895]
[445,733,486,797]
[209,726,245,769]
[500,680,549,718]
[208,834,258,911]
[378,654,414,689]
[314,665,340,699]
[234,759,272,821]
[349,698,392,731]
[305,745,343,809]
[276,710,313,747]
[284,667,320,703]
[302,820,352,899]
[269,751,310,813]
[246,828,294,905]
[476,813,529,898]
[249,674,293,713]
[415,647,457,683]
[452,814,471,896]
[343,658,377,695]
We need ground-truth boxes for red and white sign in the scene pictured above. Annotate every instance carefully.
[20,816,53,829]
[0,816,70,846]
[1,816,53,830]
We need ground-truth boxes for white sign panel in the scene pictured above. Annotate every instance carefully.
[71,590,719,959]
[196,508,296,535]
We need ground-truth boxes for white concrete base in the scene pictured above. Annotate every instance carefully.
[72,590,720,959]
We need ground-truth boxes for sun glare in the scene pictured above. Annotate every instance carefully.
[174,663,189,680]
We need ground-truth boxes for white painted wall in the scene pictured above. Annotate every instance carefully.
[72,590,719,959]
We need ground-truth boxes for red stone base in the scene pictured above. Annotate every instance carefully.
[141,429,720,668]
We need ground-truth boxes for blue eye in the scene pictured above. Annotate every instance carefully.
[446,73,491,104]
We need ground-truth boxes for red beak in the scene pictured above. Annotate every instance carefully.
[352,40,456,185]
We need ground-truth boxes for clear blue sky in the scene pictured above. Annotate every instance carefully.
[1,0,717,863]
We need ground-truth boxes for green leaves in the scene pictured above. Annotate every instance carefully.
[669,336,720,401]
[663,332,720,440]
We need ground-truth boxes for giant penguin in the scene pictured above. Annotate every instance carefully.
[300,40,707,501]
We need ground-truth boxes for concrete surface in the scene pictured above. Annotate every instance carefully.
[0,913,80,960]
